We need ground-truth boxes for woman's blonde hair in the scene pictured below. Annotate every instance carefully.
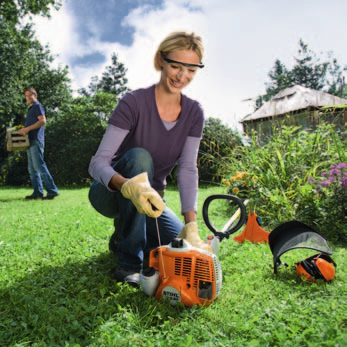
[154,32,204,71]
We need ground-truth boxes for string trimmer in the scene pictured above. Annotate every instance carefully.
[140,194,247,307]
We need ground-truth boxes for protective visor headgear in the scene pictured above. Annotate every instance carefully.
[296,253,336,282]
[268,220,335,276]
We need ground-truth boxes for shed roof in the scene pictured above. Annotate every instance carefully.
[241,85,347,123]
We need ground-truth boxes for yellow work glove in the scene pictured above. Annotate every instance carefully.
[121,172,166,218]
[178,222,212,253]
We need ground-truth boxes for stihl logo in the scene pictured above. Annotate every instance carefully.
[163,290,180,299]
[162,286,181,305]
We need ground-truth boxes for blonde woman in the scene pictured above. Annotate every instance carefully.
[89,32,211,286]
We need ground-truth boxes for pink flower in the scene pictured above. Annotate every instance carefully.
[308,176,315,184]
[337,163,347,169]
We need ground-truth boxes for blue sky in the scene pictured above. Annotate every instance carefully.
[33,0,347,130]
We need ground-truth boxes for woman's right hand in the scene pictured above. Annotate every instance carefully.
[120,172,166,218]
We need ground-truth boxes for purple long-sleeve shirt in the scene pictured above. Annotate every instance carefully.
[89,85,204,214]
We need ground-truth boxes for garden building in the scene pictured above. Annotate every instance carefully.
[240,85,347,142]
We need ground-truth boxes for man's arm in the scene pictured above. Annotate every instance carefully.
[18,115,46,135]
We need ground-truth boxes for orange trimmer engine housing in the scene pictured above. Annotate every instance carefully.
[149,238,223,307]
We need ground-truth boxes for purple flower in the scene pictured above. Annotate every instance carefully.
[342,178,347,189]
[337,163,347,169]
[308,176,315,184]
[328,176,335,182]
[321,172,328,177]
[330,169,339,175]
[318,181,330,188]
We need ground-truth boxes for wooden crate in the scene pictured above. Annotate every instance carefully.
[6,128,30,151]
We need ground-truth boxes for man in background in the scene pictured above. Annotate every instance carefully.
[18,87,59,200]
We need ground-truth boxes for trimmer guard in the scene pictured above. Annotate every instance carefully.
[268,220,333,274]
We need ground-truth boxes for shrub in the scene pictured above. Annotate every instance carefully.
[198,117,242,183]
[45,112,107,186]
[45,92,115,185]
[296,163,346,241]
[222,122,346,242]
[0,149,29,186]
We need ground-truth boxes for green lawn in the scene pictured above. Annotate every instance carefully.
[0,186,346,347]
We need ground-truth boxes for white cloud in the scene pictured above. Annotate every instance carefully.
[33,0,347,131]
[33,5,74,67]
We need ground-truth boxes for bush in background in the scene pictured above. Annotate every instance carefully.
[44,114,106,186]
[223,122,346,242]
[198,117,243,183]
[44,93,113,185]
[0,150,29,186]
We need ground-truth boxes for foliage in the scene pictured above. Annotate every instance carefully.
[0,0,61,24]
[44,92,112,185]
[0,186,346,346]
[0,21,72,128]
[222,122,346,242]
[60,91,117,120]
[255,39,347,109]
[197,117,243,183]
[222,170,249,199]
[79,53,129,99]
[0,150,29,186]
[0,20,72,174]
[296,163,347,240]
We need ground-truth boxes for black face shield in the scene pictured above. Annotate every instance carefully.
[268,220,333,274]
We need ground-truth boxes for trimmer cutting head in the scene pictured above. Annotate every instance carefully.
[268,220,333,274]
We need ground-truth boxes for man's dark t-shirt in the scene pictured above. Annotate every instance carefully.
[25,101,45,142]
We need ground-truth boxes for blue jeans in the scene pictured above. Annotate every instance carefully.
[88,148,184,272]
[27,140,58,197]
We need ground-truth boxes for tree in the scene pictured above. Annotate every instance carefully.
[58,91,117,121]
[0,0,71,176]
[0,21,71,126]
[0,0,71,129]
[0,0,61,24]
[255,39,346,109]
[290,39,329,90]
[255,59,291,109]
[0,21,72,166]
[79,53,129,99]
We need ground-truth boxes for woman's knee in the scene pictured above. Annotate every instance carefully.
[114,148,154,178]
[88,180,120,219]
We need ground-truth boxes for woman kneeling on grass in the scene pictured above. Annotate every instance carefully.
[88,31,212,287]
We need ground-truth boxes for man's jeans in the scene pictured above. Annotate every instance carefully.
[27,140,58,197]
[88,148,184,272]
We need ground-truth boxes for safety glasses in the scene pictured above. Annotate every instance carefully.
[162,56,204,69]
